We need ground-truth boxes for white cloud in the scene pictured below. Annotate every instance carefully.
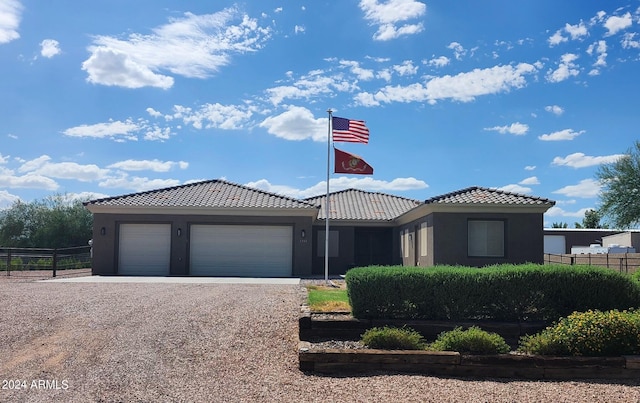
[553,178,601,198]
[519,176,540,185]
[587,40,607,72]
[359,0,426,41]
[0,172,59,190]
[99,175,180,192]
[356,63,537,106]
[524,165,536,171]
[63,119,143,141]
[40,39,61,58]
[622,32,640,49]
[497,184,532,194]
[171,103,253,130]
[82,8,271,88]
[265,69,357,106]
[393,60,418,76]
[247,176,428,199]
[484,122,529,135]
[551,152,624,168]
[447,42,466,60]
[548,30,567,47]
[425,56,450,68]
[538,128,585,141]
[604,12,632,36]
[0,190,20,209]
[546,53,580,83]
[294,25,305,34]
[108,159,189,172]
[545,105,564,115]
[259,106,326,142]
[82,48,175,89]
[18,155,109,182]
[545,206,592,218]
[0,0,21,44]
[565,21,588,40]
[339,60,375,80]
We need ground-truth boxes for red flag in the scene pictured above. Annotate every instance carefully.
[332,116,369,143]
[334,148,373,175]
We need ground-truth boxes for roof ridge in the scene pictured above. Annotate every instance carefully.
[305,188,420,203]
[84,178,318,207]
[425,186,555,205]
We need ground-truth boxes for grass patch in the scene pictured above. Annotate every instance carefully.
[307,285,351,312]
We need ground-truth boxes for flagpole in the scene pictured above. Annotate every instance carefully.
[325,109,332,284]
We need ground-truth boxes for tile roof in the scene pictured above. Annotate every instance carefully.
[305,189,421,221]
[424,186,555,206]
[84,179,318,210]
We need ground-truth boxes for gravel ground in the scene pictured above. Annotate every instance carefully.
[1,277,640,403]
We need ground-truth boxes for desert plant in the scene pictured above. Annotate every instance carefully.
[429,326,510,354]
[519,309,640,356]
[360,326,425,350]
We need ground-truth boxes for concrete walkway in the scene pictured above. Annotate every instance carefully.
[43,275,300,285]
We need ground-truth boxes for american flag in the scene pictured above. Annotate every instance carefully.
[332,116,369,144]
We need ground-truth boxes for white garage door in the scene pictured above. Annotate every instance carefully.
[118,224,171,275]
[190,225,292,277]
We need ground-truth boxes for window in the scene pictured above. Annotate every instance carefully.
[420,222,428,256]
[399,229,409,258]
[317,230,339,257]
[468,220,505,257]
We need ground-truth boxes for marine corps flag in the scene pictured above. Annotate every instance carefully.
[334,147,373,175]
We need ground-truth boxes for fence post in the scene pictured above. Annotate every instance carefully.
[52,248,57,278]
[6,249,11,276]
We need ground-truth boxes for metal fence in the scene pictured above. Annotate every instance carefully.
[544,253,640,275]
[1,246,91,277]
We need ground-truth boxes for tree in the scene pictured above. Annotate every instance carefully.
[574,209,607,229]
[552,222,568,228]
[596,141,640,229]
[0,194,93,248]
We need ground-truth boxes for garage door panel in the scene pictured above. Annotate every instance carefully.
[190,225,292,277]
[119,224,171,276]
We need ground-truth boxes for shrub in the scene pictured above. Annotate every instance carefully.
[345,264,640,321]
[429,326,510,354]
[632,270,640,284]
[518,309,640,356]
[360,326,425,350]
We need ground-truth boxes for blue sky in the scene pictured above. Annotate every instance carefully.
[1,0,639,227]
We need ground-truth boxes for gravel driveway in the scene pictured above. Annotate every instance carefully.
[1,276,640,402]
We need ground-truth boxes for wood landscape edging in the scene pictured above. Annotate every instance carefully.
[298,310,640,380]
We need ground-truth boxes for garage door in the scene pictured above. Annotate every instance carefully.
[190,225,292,277]
[118,224,171,275]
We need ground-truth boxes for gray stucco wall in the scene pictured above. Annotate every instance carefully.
[397,212,545,267]
[91,213,314,276]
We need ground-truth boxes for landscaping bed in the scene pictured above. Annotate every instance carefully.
[298,310,640,379]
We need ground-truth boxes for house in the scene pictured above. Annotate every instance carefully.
[543,229,621,254]
[84,180,555,277]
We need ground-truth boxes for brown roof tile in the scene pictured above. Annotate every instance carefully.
[424,186,555,206]
[305,189,421,221]
[84,179,318,210]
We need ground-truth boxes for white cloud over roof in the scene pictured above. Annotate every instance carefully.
[0,0,21,44]
[359,0,426,41]
[552,152,624,168]
[82,8,271,88]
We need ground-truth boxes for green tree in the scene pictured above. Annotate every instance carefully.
[596,141,640,229]
[0,194,92,248]
[574,209,607,229]
[552,222,568,228]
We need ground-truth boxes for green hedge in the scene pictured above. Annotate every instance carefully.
[345,264,640,321]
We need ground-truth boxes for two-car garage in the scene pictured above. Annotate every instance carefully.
[117,223,293,277]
